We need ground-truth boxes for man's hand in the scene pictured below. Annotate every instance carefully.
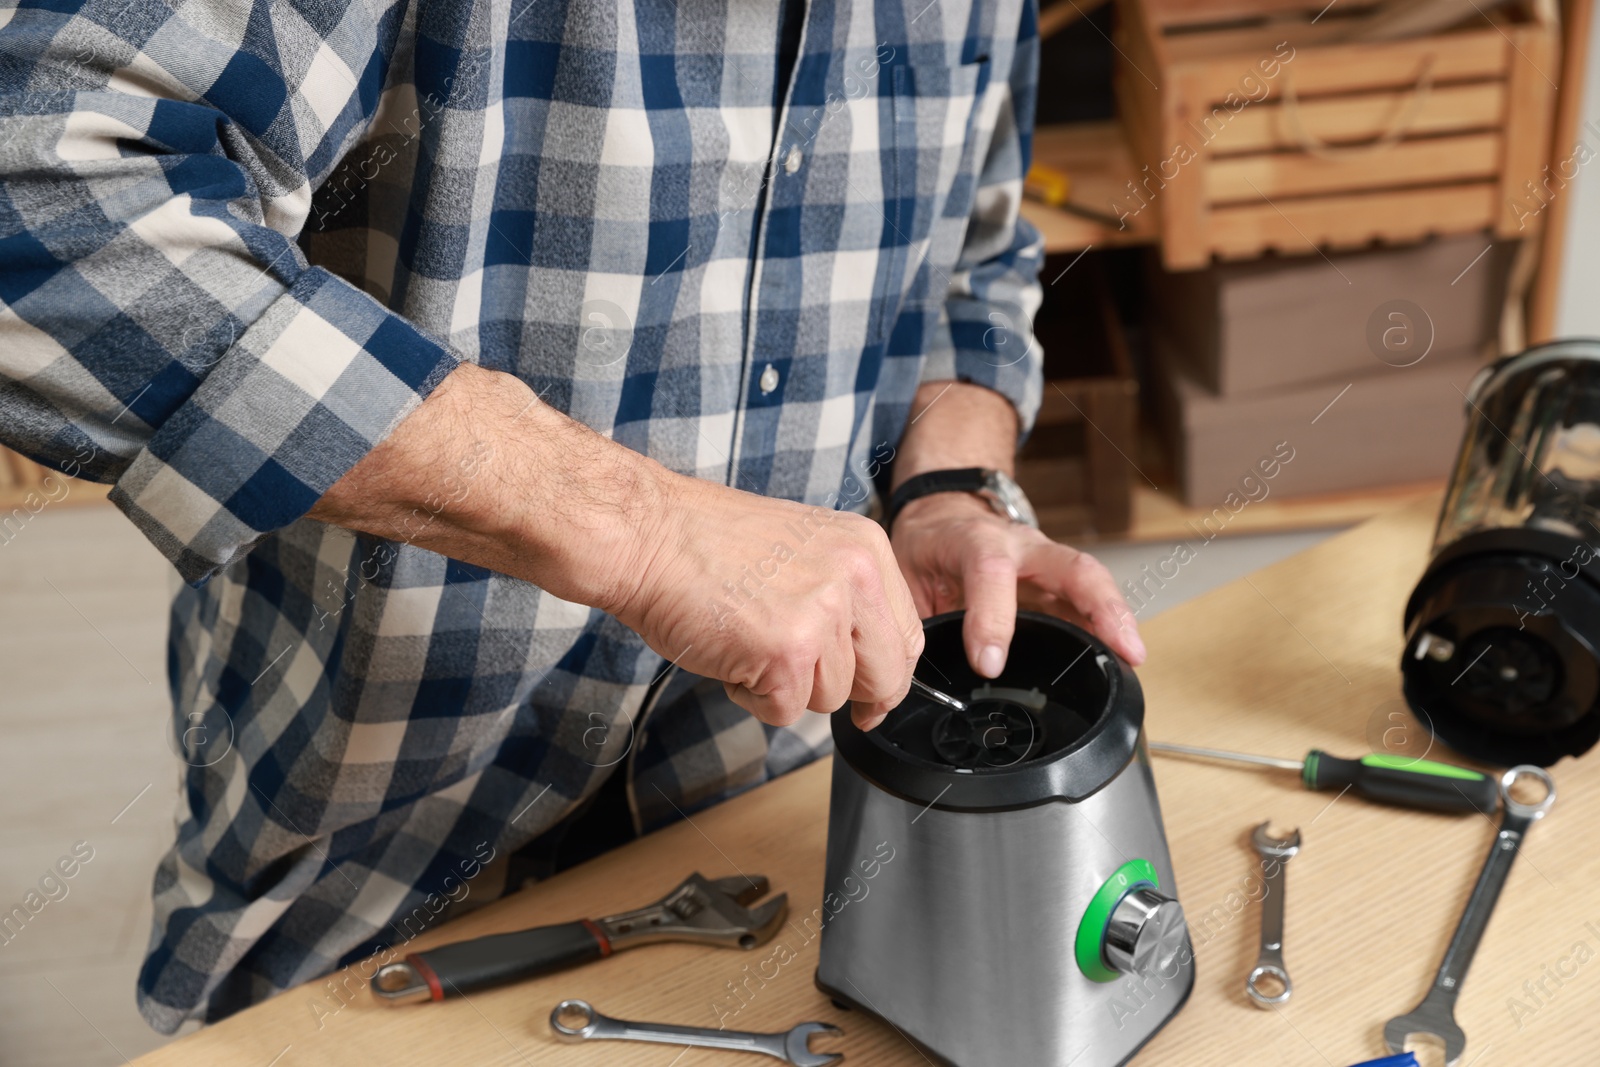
[613,479,923,729]
[308,363,921,732]
[889,381,1145,682]
[891,492,1145,675]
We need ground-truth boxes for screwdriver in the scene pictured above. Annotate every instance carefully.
[1147,741,1499,815]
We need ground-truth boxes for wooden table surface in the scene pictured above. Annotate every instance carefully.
[134,494,1600,1066]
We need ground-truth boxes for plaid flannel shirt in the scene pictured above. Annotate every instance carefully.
[0,0,1043,1030]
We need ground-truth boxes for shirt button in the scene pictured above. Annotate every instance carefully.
[759,363,780,394]
[783,145,802,174]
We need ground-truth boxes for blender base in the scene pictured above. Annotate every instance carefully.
[812,964,1196,1067]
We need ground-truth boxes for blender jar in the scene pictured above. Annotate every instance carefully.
[1402,339,1600,766]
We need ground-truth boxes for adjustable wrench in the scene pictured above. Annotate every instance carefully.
[551,999,844,1066]
[373,873,785,1004]
[1384,765,1556,1066]
[1247,821,1301,1008]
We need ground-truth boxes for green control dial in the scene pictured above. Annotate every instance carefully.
[1075,858,1186,983]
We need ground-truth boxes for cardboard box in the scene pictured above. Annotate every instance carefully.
[1148,232,1507,396]
[1150,335,1480,506]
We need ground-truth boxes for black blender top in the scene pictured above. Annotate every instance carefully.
[830,611,1144,812]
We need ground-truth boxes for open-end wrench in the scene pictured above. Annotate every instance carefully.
[550,999,843,1066]
[1384,765,1556,1066]
[1247,821,1301,1008]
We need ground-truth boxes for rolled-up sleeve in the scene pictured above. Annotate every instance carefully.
[0,1,460,583]
[920,2,1045,441]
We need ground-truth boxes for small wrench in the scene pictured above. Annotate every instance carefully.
[1384,765,1556,1066]
[1247,821,1301,1008]
[550,999,843,1066]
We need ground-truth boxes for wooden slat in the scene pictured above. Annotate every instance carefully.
[1205,80,1505,154]
[1144,0,1381,27]
[1109,0,1182,262]
[1530,0,1594,341]
[1344,0,1518,42]
[1158,70,1217,268]
[1117,0,1173,122]
[1170,29,1510,103]
[1161,19,1366,64]
[1204,181,1498,256]
[1495,19,1561,235]
[1204,131,1502,200]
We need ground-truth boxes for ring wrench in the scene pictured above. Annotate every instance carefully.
[1247,821,1301,1008]
[551,999,843,1066]
[1384,765,1556,1065]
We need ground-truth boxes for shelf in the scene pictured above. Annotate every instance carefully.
[1041,478,1442,545]
[1031,419,1444,544]
[1021,121,1160,254]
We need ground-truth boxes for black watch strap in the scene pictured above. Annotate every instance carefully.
[885,468,989,530]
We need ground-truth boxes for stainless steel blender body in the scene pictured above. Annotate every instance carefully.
[816,612,1193,1067]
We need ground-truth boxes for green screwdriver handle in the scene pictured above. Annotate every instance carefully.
[1302,750,1499,815]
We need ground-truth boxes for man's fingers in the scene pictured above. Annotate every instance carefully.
[869,531,924,657]
[1021,542,1146,665]
[840,524,923,712]
[959,534,1020,678]
[847,592,920,712]
[724,680,811,727]
[851,696,900,731]
[810,623,856,713]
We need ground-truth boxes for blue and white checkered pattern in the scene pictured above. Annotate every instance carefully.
[0,0,1042,1029]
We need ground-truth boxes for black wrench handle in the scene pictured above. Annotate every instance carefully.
[408,921,612,999]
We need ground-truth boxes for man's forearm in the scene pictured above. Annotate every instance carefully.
[308,361,924,725]
[307,362,667,615]
[892,380,1019,491]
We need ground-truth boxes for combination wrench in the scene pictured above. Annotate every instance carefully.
[550,999,843,1065]
[1384,765,1556,1066]
[1246,821,1301,1008]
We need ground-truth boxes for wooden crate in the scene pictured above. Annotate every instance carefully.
[1115,0,1559,269]
[1016,258,1140,537]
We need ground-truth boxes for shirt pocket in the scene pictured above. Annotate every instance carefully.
[875,56,989,345]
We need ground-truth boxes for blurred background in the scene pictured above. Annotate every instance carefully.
[1,0,1596,1060]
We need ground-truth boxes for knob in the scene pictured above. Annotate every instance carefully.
[1103,887,1186,976]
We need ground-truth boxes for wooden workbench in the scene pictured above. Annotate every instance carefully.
[132,494,1600,1066]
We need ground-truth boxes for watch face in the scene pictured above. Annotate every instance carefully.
[982,470,1039,528]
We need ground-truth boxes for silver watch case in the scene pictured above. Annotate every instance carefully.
[978,469,1039,528]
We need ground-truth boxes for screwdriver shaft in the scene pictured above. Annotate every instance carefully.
[910,675,969,713]
[1148,740,1305,773]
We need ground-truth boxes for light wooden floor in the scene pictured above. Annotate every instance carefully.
[0,502,1353,1065]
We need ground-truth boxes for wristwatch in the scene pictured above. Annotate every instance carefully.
[885,468,1039,531]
